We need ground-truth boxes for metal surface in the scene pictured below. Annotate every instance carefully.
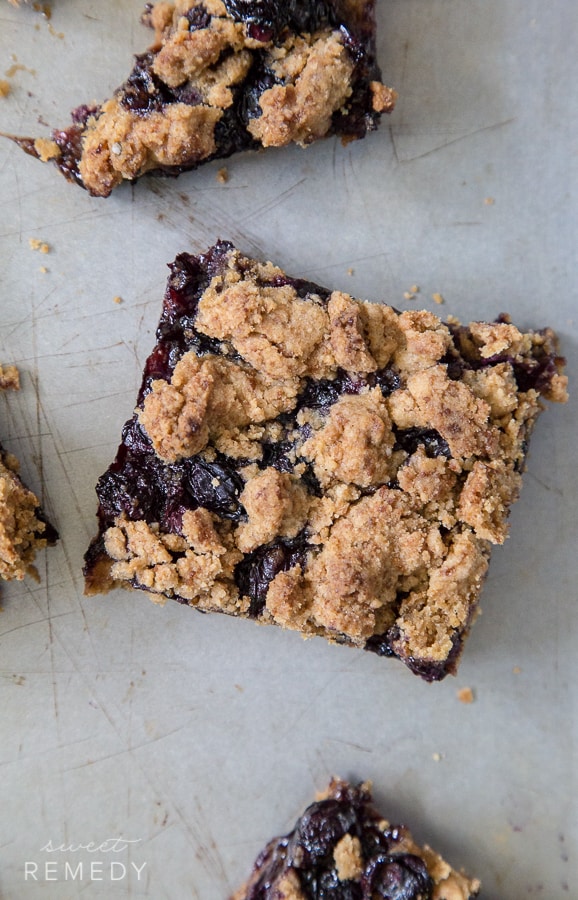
[0,1,576,897]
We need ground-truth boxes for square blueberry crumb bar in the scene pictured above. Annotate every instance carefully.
[83,242,567,680]
[232,778,480,899]
[1,367,58,583]
[10,0,396,197]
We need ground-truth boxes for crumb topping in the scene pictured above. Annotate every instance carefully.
[79,98,221,196]
[237,468,309,552]
[333,833,364,881]
[247,31,354,147]
[301,390,396,489]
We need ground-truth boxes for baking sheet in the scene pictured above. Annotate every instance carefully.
[0,1,576,897]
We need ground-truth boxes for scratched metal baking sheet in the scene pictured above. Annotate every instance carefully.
[0,1,576,897]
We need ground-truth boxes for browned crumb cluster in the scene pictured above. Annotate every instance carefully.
[84,244,567,679]
[0,364,20,391]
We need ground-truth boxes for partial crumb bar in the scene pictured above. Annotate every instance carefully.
[232,778,480,899]
[8,0,396,197]
[83,242,567,680]
[1,366,58,582]
[0,443,58,582]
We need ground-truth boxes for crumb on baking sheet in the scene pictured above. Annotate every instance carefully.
[432,752,443,762]
[432,293,444,305]
[216,167,229,184]
[0,80,11,98]
[113,295,123,305]
[484,197,495,206]
[33,3,53,19]
[39,266,48,274]
[513,665,521,675]
[347,267,354,276]
[457,686,475,704]
[28,238,50,253]
[0,365,20,391]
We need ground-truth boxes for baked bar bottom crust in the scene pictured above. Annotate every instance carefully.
[232,778,480,900]
[83,241,567,680]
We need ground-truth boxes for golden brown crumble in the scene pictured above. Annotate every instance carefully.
[0,364,20,391]
[457,686,475,704]
[333,834,364,881]
[246,31,353,147]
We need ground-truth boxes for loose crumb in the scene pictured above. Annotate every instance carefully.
[404,285,420,301]
[512,666,521,675]
[432,752,443,762]
[39,266,48,274]
[0,80,11,98]
[432,292,444,305]
[0,364,20,391]
[484,197,495,206]
[33,3,53,19]
[457,686,475,704]
[113,295,123,305]
[216,167,229,184]
[29,238,50,254]
[347,267,354,276]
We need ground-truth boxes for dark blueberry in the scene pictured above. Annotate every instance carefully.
[184,5,212,30]
[32,508,59,545]
[341,373,371,394]
[260,440,295,473]
[291,799,359,865]
[374,367,402,397]
[301,464,323,498]
[297,377,342,411]
[120,53,172,114]
[512,354,561,395]
[95,456,166,524]
[300,867,363,899]
[235,532,309,616]
[183,456,245,521]
[440,350,466,382]
[394,428,451,460]
[223,0,335,39]
[361,854,432,900]
[364,632,396,658]
[240,66,279,122]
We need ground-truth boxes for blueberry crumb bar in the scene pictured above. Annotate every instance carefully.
[232,777,480,899]
[9,0,396,197]
[83,241,567,680]
[1,369,58,583]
